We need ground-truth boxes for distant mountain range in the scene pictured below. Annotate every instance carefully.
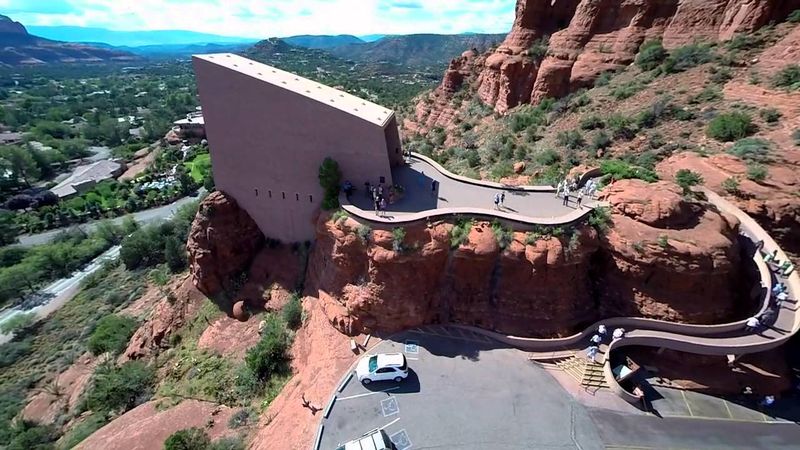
[326,33,505,68]
[26,25,255,48]
[0,15,137,66]
[282,34,364,49]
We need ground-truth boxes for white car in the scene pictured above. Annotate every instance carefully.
[336,428,393,450]
[355,353,409,384]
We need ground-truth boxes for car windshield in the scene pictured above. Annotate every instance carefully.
[368,355,378,372]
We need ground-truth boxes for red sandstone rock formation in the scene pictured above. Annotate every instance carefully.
[413,0,800,119]
[122,276,206,360]
[308,214,601,337]
[187,191,264,296]
[307,180,751,337]
[596,180,745,323]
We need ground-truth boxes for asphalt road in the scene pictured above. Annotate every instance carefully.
[320,327,800,450]
[16,191,203,247]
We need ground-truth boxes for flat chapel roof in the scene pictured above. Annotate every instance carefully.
[193,53,395,128]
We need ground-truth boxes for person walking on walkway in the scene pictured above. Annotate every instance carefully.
[612,328,625,341]
[379,198,387,217]
[562,187,570,206]
[745,316,760,332]
[586,345,599,363]
[556,180,563,198]
[500,191,506,207]
[576,190,584,209]
[590,334,602,345]
[431,180,437,197]
[494,193,501,210]
[597,324,607,338]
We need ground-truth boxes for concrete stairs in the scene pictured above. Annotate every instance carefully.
[549,355,609,389]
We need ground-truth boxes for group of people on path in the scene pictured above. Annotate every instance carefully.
[586,324,625,363]
[556,177,599,210]
[493,191,506,210]
[364,181,390,217]
[745,281,792,333]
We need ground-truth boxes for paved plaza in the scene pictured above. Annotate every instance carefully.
[346,157,587,220]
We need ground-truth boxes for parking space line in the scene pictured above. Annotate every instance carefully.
[680,390,694,417]
[338,386,400,401]
[722,400,733,419]
[380,417,401,430]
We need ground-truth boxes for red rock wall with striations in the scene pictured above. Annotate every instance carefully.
[307,180,752,337]
[415,0,800,118]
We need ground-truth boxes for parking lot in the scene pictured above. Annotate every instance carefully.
[318,326,604,450]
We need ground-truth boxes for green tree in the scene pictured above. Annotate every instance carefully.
[164,236,187,273]
[281,294,302,330]
[0,146,41,187]
[0,211,18,246]
[318,157,342,210]
[245,315,290,381]
[674,169,704,195]
[707,112,754,142]
[636,40,667,71]
[87,315,138,356]
[164,428,210,450]
[84,361,155,415]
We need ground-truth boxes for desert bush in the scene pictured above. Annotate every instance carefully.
[690,86,722,104]
[0,339,32,368]
[5,421,58,450]
[588,207,613,233]
[489,161,514,180]
[391,227,406,252]
[228,408,255,429]
[607,114,637,140]
[728,137,772,162]
[449,218,473,249]
[636,40,667,71]
[0,312,35,334]
[87,314,138,356]
[528,36,550,59]
[707,112,754,142]
[595,71,614,87]
[83,360,155,416]
[600,159,659,183]
[746,163,768,183]
[788,9,800,23]
[673,108,696,121]
[556,130,585,149]
[759,108,782,123]
[318,157,342,210]
[591,131,612,151]
[491,221,513,250]
[164,427,210,450]
[464,148,481,167]
[793,128,800,146]
[355,225,371,243]
[535,148,561,166]
[245,315,290,381]
[281,294,302,330]
[580,115,605,130]
[772,64,800,90]
[331,209,348,224]
[675,169,704,195]
[610,83,642,100]
[663,43,713,73]
[709,66,734,84]
[722,177,741,195]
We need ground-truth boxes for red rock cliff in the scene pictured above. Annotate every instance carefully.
[422,0,800,116]
[307,180,752,337]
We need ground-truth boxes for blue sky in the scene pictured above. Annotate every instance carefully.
[0,0,516,37]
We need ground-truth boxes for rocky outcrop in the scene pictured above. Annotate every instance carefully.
[0,14,26,34]
[309,180,753,337]
[308,216,600,337]
[596,180,745,323]
[122,276,206,360]
[416,0,800,116]
[187,191,264,296]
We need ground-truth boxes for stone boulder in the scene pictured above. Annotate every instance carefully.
[187,191,264,296]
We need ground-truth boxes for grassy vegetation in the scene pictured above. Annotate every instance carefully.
[675,169,704,195]
[772,64,800,91]
[491,220,513,250]
[87,314,138,356]
[449,218,473,249]
[728,137,772,162]
[184,152,212,183]
[707,111,755,142]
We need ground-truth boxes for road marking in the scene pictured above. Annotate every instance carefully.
[381,396,400,417]
[657,413,783,424]
[337,386,399,401]
[379,417,401,430]
[722,399,733,419]
[680,390,694,417]
[405,356,419,361]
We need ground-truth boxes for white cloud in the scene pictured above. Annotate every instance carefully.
[5,0,516,38]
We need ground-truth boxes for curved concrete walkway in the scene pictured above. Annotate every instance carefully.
[340,153,599,226]
[449,188,799,403]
